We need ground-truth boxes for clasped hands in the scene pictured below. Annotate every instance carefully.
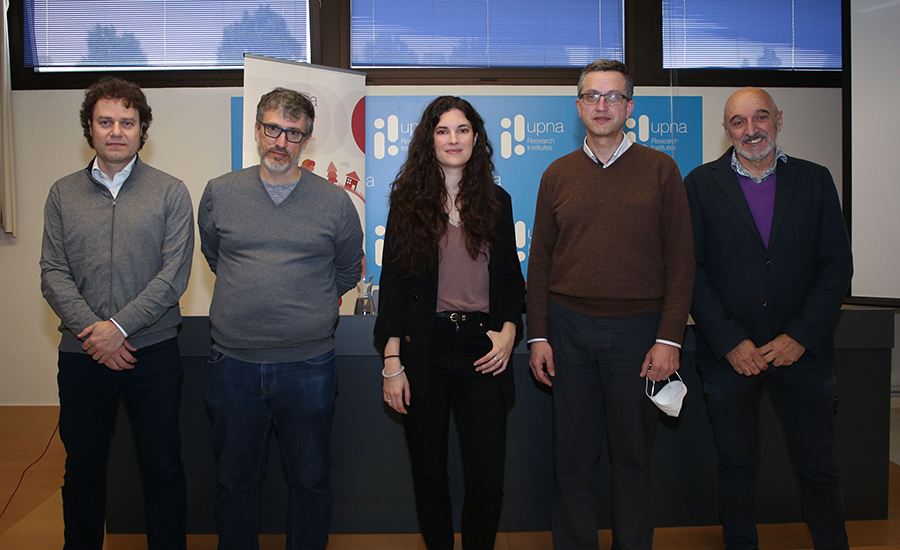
[78,320,137,371]
[725,334,805,376]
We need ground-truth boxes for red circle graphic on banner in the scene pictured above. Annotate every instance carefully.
[351,97,366,154]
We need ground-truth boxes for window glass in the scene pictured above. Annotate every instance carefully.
[23,0,310,71]
[350,0,624,68]
[662,0,841,69]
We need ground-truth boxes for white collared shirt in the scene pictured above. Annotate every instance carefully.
[91,155,137,199]
[582,133,633,168]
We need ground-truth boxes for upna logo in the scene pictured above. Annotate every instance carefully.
[500,115,526,159]
[499,114,564,159]
[626,114,688,152]
[372,116,419,159]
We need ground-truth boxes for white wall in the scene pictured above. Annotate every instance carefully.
[851,0,900,299]
[0,85,842,405]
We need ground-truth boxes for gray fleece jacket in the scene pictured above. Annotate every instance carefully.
[199,166,364,364]
[40,157,195,353]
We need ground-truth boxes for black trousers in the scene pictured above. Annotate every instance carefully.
[698,338,849,550]
[548,301,661,550]
[57,337,187,550]
[403,315,509,550]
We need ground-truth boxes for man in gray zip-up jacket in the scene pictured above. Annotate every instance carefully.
[40,76,193,550]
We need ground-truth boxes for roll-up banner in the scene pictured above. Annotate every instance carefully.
[242,54,367,313]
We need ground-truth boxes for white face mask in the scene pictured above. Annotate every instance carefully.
[645,372,688,417]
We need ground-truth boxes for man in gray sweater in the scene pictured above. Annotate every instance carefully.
[199,87,364,550]
[40,77,193,550]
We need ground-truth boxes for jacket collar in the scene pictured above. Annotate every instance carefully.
[84,155,146,193]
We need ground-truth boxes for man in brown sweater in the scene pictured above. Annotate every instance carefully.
[527,59,694,550]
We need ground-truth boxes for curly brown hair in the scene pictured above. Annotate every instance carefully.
[387,96,500,276]
[79,76,153,150]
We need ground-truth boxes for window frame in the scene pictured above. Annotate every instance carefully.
[8,0,841,90]
[658,0,842,73]
[8,0,322,89]
[630,0,841,89]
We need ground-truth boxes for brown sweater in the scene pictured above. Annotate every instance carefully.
[526,144,695,344]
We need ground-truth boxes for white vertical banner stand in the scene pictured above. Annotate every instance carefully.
[243,54,367,314]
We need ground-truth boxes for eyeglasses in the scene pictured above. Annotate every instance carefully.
[257,119,309,143]
[578,92,630,106]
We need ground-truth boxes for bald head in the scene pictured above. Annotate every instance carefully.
[724,87,779,126]
[723,87,783,169]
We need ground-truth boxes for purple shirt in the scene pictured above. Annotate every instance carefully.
[736,172,777,249]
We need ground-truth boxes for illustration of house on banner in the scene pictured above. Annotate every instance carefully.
[343,171,360,193]
[324,161,365,202]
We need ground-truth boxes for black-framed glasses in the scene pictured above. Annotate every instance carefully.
[257,119,309,143]
[578,92,630,106]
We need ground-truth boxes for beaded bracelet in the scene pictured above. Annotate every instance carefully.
[382,365,405,378]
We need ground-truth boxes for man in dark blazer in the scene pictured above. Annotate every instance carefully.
[685,87,853,550]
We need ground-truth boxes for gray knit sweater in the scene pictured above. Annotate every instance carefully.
[40,157,195,353]
[199,166,364,363]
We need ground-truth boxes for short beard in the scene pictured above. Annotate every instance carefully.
[735,132,776,162]
[261,154,294,175]
[257,141,298,176]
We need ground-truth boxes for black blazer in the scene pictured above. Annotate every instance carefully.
[374,185,526,403]
[684,149,852,365]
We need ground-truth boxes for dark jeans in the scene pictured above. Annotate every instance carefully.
[403,315,508,550]
[57,337,186,550]
[548,301,661,550]
[205,348,337,550]
[699,345,849,550]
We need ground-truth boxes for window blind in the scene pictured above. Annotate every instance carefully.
[350,0,624,68]
[662,0,841,69]
[23,0,309,71]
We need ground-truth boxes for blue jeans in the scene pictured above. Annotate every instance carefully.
[57,337,186,550]
[205,348,337,550]
[699,343,849,550]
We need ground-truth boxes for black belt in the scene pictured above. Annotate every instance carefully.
[435,311,489,324]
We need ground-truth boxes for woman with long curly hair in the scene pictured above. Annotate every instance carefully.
[374,96,525,550]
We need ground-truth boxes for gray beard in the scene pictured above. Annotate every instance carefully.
[261,155,294,175]
[258,141,298,176]
[735,135,776,162]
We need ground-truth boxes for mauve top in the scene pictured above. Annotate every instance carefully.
[436,223,490,313]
